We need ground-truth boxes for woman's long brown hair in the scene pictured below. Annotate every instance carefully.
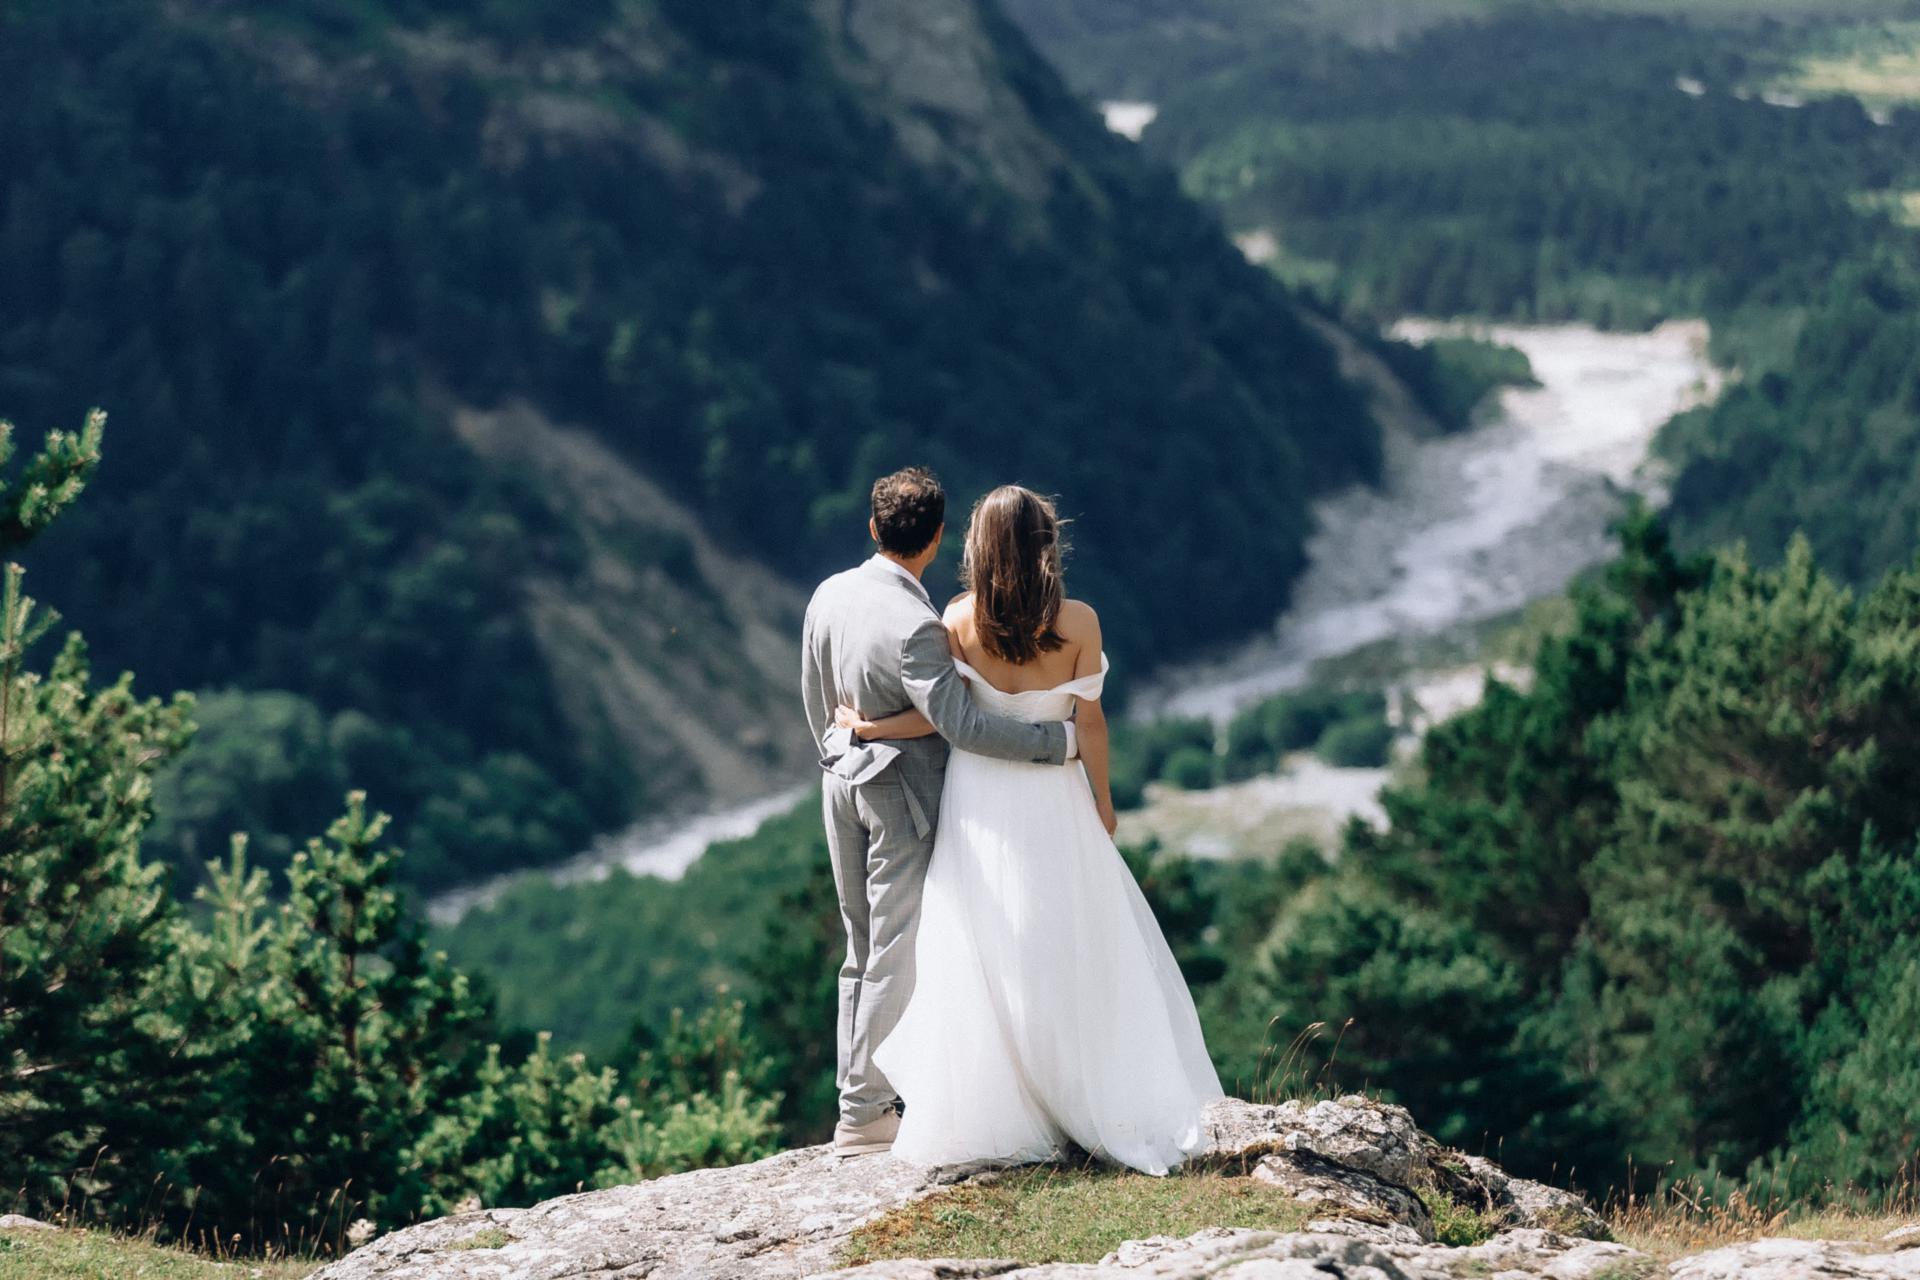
[963,485,1068,664]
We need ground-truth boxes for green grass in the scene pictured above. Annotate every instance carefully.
[1418,1187,1504,1247]
[838,1165,1316,1268]
[0,1226,316,1280]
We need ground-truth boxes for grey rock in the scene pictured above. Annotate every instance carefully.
[824,1264,1033,1279]
[1671,1237,1920,1279]
[1103,1227,1646,1279]
[1674,1243,1920,1280]
[1302,1218,1428,1247]
[310,1146,940,1280]
[1200,1096,1429,1186]
[0,1214,55,1231]
[1442,1154,1611,1239]
[1101,1227,1254,1268]
[853,1228,1652,1279]
[1888,1224,1920,1245]
[808,0,1065,201]
[1249,1150,1434,1239]
[1437,1228,1644,1279]
[312,1096,1621,1280]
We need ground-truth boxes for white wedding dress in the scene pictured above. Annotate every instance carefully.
[872,653,1223,1175]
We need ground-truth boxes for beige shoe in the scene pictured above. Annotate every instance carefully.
[833,1110,900,1158]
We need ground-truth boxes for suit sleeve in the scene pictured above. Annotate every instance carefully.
[800,606,828,754]
[900,617,1068,765]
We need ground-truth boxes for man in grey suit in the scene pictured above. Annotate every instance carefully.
[801,467,1074,1156]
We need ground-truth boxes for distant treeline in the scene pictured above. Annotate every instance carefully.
[1140,11,1920,587]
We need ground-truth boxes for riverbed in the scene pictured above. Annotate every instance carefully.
[1114,319,1722,859]
[1132,319,1723,724]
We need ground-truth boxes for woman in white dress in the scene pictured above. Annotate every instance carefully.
[836,484,1223,1175]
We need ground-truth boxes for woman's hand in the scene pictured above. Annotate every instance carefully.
[1096,797,1119,837]
[835,704,877,738]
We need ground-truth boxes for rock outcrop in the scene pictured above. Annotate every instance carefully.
[836,1227,1646,1279]
[311,1094,1920,1279]
[312,1096,1638,1280]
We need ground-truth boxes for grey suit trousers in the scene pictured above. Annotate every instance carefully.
[821,769,929,1125]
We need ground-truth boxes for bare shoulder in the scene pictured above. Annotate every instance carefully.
[942,592,975,631]
[1057,598,1101,643]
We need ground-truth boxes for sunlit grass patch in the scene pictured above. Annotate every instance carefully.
[1775,21,1920,107]
[445,1226,511,1251]
[839,1164,1315,1268]
[0,1224,316,1280]
[1846,189,1920,228]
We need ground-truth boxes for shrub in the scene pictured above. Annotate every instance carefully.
[1221,688,1386,779]
[1315,715,1395,768]
[1163,745,1218,791]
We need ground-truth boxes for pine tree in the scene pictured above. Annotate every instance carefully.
[167,797,493,1248]
[0,412,202,1221]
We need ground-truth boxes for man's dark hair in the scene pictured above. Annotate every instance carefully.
[871,466,946,557]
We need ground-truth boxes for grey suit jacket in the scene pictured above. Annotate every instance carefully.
[801,557,1069,835]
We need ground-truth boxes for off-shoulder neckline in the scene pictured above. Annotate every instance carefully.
[951,652,1109,698]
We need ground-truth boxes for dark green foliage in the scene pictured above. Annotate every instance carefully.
[1162,745,1218,791]
[1,422,777,1249]
[1148,14,1909,325]
[1119,842,1231,987]
[0,417,201,1218]
[741,860,843,1143]
[0,410,102,553]
[1313,716,1395,769]
[1252,872,1621,1174]
[1770,832,1920,1193]
[0,0,1380,888]
[435,802,828,1059]
[432,1004,776,1212]
[169,800,493,1241]
[0,583,198,1219]
[1371,335,1539,433]
[1661,258,1920,587]
[1222,688,1388,779]
[1108,717,1216,807]
[1252,516,1920,1198]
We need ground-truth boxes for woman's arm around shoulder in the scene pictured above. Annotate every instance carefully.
[1057,600,1115,834]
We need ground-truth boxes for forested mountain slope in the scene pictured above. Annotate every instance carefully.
[1007,0,1920,608]
[0,0,1382,891]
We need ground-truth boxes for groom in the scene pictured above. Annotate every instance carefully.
[801,467,1076,1156]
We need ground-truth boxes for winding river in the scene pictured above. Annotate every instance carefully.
[1132,319,1723,722]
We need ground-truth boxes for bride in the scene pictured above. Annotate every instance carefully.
[836,484,1222,1175]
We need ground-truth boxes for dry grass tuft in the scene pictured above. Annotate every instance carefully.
[1605,1170,1920,1264]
